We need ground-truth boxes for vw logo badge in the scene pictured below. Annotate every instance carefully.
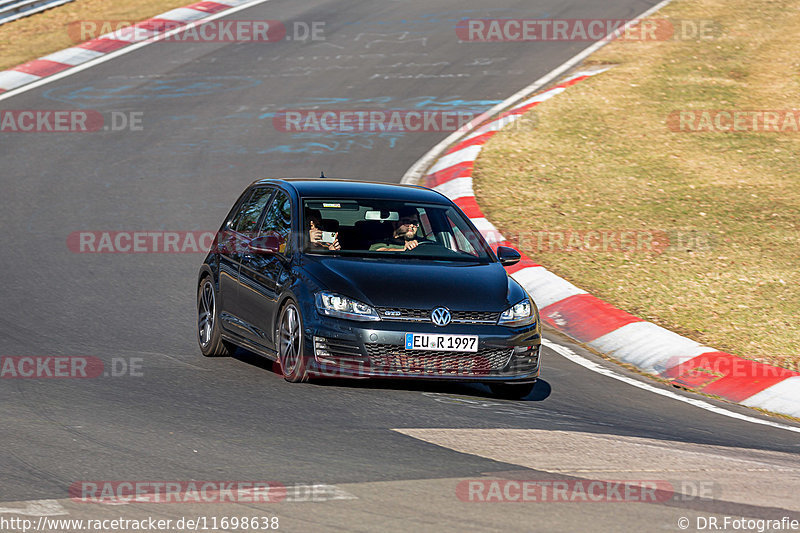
[431,307,451,327]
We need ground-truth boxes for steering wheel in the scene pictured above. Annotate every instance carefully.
[406,240,438,252]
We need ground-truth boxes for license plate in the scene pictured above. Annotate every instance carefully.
[405,333,478,352]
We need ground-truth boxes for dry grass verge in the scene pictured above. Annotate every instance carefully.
[474,0,800,371]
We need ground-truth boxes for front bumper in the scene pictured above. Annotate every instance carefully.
[304,315,541,383]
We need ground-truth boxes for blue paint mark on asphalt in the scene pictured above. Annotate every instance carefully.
[59,88,503,154]
[338,8,534,30]
[42,77,263,108]
[260,131,405,154]
[404,96,501,109]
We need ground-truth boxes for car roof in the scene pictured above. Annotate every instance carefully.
[251,178,451,203]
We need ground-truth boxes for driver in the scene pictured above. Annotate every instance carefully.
[369,208,421,251]
[307,211,341,251]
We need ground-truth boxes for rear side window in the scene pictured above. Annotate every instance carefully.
[230,187,273,235]
[259,190,292,254]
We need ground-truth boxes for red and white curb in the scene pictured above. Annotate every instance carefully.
[415,69,800,420]
[0,0,260,96]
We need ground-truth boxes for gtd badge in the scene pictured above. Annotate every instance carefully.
[431,307,451,327]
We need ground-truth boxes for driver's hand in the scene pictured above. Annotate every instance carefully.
[328,233,341,251]
[309,228,322,244]
[404,239,418,250]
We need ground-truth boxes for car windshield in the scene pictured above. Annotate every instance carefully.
[302,198,494,262]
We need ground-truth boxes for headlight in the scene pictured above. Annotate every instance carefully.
[315,292,380,321]
[498,298,536,326]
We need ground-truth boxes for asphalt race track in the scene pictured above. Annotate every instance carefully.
[1,1,799,531]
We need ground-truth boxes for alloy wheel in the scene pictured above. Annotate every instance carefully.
[198,280,215,348]
[279,303,302,375]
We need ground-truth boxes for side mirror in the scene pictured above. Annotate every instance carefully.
[250,234,283,254]
[496,246,521,267]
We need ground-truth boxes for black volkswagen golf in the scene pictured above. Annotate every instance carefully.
[197,178,541,399]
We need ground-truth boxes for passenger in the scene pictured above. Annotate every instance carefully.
[307,212,341,251]
[369,209,420,251]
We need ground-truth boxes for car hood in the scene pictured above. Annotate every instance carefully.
[301,255,525,311]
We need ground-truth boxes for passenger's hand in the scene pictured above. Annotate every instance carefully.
[309,228,322,244]
[328,233,341,251]
[404,239,418,250]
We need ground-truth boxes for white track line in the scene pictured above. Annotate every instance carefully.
[0,0,273,103]
[544,339,800,434]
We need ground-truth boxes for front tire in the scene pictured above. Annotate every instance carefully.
[489,381,536,400]
[197,277,235,357]
[277,300,310,382]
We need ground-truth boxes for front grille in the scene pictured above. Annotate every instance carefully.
[376,307,499,324]
[365,344,513,376]
[452,310,500,324]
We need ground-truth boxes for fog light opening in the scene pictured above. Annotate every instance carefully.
[314,336,333,363]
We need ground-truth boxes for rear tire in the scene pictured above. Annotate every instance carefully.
[489,381,536,400]
[197,276,235,357]
[277,300,310,382]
